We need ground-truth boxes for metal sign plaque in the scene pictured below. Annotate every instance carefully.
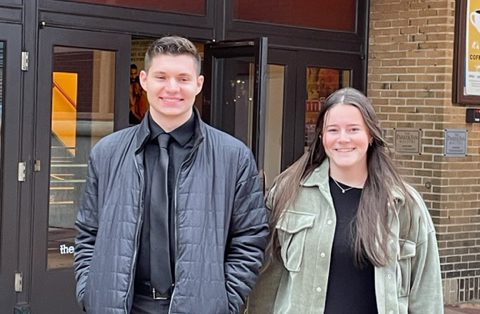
[444,129,468,156]
[394,129,422,154]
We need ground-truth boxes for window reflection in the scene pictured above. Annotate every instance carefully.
[0,42,4,165]
[234,0,356,32]
[0,42,4,244]
[305,67,350,149]
[220,59,255,148]
[71,0,206,15]
[48,47,115,269]
[264,65,284,189]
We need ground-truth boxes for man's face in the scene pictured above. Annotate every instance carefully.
[130,67,138,83]
[139,54,204,128]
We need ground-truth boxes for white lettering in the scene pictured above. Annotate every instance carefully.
[59,244,75,255]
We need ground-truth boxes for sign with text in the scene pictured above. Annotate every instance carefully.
[394,129,422,154]
[466,0,480,95]
[444,129,468,156]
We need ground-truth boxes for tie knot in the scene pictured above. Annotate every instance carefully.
[157,133,170,149]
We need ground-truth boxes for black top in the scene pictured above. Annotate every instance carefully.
[135,112,195,283]
[324,177,378,314]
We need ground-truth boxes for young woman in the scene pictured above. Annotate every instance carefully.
[247,87,443,314]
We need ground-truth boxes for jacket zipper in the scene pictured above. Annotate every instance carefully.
[124,153,145,313]
[168,138,202,314]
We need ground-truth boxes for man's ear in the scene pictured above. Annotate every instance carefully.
[139,70,148,90]
[196,75,204,95]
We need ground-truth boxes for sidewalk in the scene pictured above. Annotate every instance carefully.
[445,304,480,314]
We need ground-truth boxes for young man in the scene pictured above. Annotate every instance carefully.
[74,36,268,314]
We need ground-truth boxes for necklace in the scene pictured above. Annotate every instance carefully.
[332,178,354,194]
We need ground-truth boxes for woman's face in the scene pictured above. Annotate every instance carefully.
[322,103,372,176]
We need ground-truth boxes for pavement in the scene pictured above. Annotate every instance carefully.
[445,304,480,314]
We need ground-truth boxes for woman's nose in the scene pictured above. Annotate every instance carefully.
[338,130,350,141]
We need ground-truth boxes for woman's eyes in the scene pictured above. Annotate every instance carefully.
[326,127,362,133]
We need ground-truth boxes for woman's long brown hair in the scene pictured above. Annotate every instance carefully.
[267,87,412,267]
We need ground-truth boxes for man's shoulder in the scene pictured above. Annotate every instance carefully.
[91,125,138,155]
[202,123,249,151]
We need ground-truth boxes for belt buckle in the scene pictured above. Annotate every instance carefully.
[152,288,169,300]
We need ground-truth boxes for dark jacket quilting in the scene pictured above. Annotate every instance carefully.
[74,112,269,314]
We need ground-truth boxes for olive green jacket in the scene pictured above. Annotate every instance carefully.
[247,160,443,314]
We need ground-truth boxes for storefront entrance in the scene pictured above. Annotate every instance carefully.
[0,28,273,313]
[0,4,365,312]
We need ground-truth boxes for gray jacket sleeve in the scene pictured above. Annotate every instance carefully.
[73,155,100,309]
[224,149,269,313]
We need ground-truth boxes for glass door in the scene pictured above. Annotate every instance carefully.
[31,27,130,313]
[262,49,297,188]
[203,38,268,172]
[0,22,22,313]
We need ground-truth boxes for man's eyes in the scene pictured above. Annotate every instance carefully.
[154,76,191,82]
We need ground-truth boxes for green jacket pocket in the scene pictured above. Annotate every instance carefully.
[397,239,416,297]
[276,211,315,272]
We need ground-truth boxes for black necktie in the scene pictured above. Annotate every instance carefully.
[150,133,172,294]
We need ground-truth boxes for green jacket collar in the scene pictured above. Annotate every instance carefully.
[300,158,406,206]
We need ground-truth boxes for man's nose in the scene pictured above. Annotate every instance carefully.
[165,78,180,91]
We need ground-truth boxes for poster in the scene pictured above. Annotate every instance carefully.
[466,0,480,95]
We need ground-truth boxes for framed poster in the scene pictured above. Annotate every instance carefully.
[454,0,480,104]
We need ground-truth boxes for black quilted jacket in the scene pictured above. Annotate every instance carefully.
[74,110,269,314]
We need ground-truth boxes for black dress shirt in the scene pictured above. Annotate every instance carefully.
[135,112,195,284]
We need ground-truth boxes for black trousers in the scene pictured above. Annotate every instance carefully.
[131,293,170,314]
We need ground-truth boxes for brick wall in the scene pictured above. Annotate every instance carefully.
[369,0,480,305]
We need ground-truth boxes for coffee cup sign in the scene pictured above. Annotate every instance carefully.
[471,10,480,33]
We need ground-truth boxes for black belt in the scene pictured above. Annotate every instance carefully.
[134,281,173,300]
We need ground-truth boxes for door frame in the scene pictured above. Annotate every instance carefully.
[266,48,298,171]
[0,21,23,313]
[203,38,268,170]
[30,26,130,314]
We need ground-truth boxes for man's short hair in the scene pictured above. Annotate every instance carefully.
[144,36,201,75]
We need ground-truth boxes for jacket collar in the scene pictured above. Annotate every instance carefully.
[301,158,406,206]
[301,159,330,191]
[134,112,151,153]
